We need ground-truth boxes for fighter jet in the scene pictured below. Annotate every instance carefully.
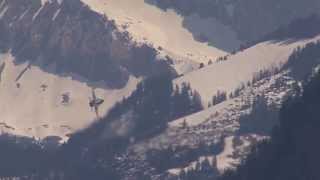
[89,88,104,118]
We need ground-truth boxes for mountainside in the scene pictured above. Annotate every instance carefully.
[128,35,320,176]
[0,0,174,87]
[174,37,320,104]
[0,1,320,180]
[219,70,320,180]
[80,0,241,74]
[0,0,174,140]
[0,53,139,140]
[28,24,318,179]
[148,0,320,42]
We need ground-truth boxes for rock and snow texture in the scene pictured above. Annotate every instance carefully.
[175,36,320,105]
[80,0,240,72]
[41,0,64,6]
[133,72,294,173]
[167,136,243,174]
[0,53,139,140]
[216,136,237,171]
[131,36,320,173]
[167,155,217,175]
[0,1,8,19]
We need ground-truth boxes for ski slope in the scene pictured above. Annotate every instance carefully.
[0,53,139,141]
[80,0,236,67]
[175,37,320,104]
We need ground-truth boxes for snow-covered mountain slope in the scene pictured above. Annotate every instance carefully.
[129,35,320,174]
[80,0,240,73]
[0,53,139,141]
[0,0,174,88]
[0,0,179,141]
[132,74,292,174]
[166,136,243,175]
[175,36,320,105]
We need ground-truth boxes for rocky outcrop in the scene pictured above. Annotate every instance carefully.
[0,0,175,88]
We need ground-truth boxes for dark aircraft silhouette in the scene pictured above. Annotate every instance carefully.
[89,88,104,118]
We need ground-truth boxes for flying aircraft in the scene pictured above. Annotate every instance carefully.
[89,88,104,118]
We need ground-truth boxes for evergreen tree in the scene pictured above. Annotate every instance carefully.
[212,90,227,106]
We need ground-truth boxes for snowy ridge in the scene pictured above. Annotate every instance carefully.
[79,0,239,73]
[0,53,139,141]
[133,71,295,174]
[175,36,320,105]
[131,36,320,174]
[134,71,295,148]
[170,73,296,128]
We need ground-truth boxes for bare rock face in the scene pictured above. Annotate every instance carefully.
[0,0,175,88]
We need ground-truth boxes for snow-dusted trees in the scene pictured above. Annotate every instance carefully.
[212,90,227,106]
[229,83,245,99]
[238,95,278,134]
[178,156,219,180]
[172,83,203,119]
[220,66,320,180]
